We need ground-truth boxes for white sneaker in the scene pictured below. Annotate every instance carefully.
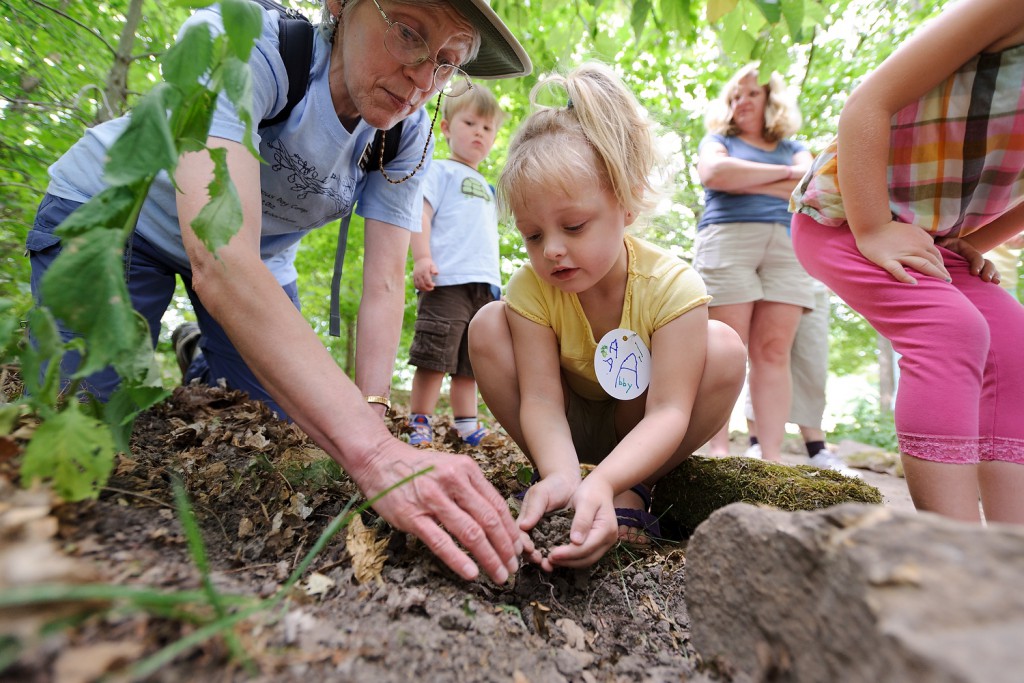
[808,449,862,479]
[743,444,763,459]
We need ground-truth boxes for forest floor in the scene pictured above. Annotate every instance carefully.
[1,383,909,683]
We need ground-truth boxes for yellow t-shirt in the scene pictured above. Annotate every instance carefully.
[505,234,711,401]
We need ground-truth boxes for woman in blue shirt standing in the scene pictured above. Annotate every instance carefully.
[693,64,814,463]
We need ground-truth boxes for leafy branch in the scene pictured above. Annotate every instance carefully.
[1,0,265,501]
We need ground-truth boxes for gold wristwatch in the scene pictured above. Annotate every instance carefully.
[365,395,392,416]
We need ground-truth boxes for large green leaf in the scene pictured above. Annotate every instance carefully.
[707,0,739,22]
[55,184,144,238]
[20,402,115,501]
[19,307,65,407]
[40,230,141,377]
[162,22,214,96]
[191,146,243,254]
[104,82,181,186]
[220,0,263,61]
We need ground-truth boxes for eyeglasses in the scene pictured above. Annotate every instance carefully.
[369,0,473,184]
[371,0,474,98]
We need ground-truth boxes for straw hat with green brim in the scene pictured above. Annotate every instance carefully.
[448,0,532,79]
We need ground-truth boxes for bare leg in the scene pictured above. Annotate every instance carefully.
[900,455,982,523]
[978,461,1024,525]
[704,303,753,456]
[613,320,747,482]
[798,426,825,442]
[449,374,480,420]
[410,367,445,416]
[467,302,530,453]
[747,301,803,461]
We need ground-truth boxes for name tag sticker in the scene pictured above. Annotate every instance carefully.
[594,328,651,400]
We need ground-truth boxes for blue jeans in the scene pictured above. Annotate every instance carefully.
[28,193,300,420]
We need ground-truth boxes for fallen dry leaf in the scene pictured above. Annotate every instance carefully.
[303,571,335,598]
[52,640,145,683]
[345,514,387,585]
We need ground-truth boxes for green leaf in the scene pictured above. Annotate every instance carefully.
[659,0,694,35]
[719,10,757,62]
[707,0,739,23]
[630,0,652,42]
[162,22,214,95]
[752,0,782,23]
[104,83,181,187]
[54,185,143,238]
[19,307,65,407]
[781,0,806,42]
[105,384,170,454]
[40,231,141,378]
[20,403,115,502]
[190,146,243,254]
[219,56,254,123]
[759,28,791,78]
[170,89,217,154]
[220,0,263,61]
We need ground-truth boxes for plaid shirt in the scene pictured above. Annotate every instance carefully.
[792,43,1024,237]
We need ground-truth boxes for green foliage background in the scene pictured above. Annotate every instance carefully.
[1,0,952,397]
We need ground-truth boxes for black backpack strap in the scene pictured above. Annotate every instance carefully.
[359,121,406,171]
[255,0,313,129]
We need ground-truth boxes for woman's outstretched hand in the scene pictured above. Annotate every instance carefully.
[855,221,951,284]
[353,438,532,584]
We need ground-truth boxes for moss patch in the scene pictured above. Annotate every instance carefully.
[653,456,883,538]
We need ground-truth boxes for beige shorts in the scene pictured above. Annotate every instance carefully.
[744,282,830,428]
[694,221,816,309]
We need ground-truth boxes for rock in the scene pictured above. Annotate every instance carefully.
[653,456,882,537]
[686,503,1024,683]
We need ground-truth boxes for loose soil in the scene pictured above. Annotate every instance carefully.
[2,385,728,683]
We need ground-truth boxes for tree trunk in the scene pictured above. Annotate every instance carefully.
[877,333,895,416]
[97,0,145,123]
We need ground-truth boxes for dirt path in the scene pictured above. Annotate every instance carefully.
[2,385,911,683]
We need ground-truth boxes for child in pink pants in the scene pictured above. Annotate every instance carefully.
[791,0,1024,524]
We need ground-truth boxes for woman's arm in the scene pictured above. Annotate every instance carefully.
[356,217,411,415]
[837,0,1024,283]
[697,141,803,192]
[176,138,524,584]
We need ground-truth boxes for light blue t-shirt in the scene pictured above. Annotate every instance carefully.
[45,4,432,284]
[696,134,808,232]
[421,159,500,289]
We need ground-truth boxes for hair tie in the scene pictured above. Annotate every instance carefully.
[566,97,574,109]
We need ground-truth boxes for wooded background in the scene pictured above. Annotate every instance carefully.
[0,0,952,419]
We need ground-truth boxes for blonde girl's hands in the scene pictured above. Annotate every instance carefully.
[855,220,951,284]
[517,469,578,534]
[935,236,1001,284]
[541,475,619,571]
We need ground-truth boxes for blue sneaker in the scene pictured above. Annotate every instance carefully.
[408,414,433,446]
[460,426,492,447]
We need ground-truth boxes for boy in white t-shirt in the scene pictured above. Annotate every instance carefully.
[407,86,506,446]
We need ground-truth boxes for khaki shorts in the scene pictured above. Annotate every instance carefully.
[694,221,816,309]
[744,282,829,428]
[566,387,620,463]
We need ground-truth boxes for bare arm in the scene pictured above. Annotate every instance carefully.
[698,143,810,193]
[176,138,523,584]
[836,0,1024,284]
[546,307,709,569]
[505,308,582,528]
[355,217,411,415]
[962,204,1024,252]
[410,199,437,291]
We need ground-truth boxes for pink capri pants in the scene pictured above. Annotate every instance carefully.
[792,213,1024,465]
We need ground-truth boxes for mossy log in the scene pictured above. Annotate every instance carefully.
[652,456,883,538]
